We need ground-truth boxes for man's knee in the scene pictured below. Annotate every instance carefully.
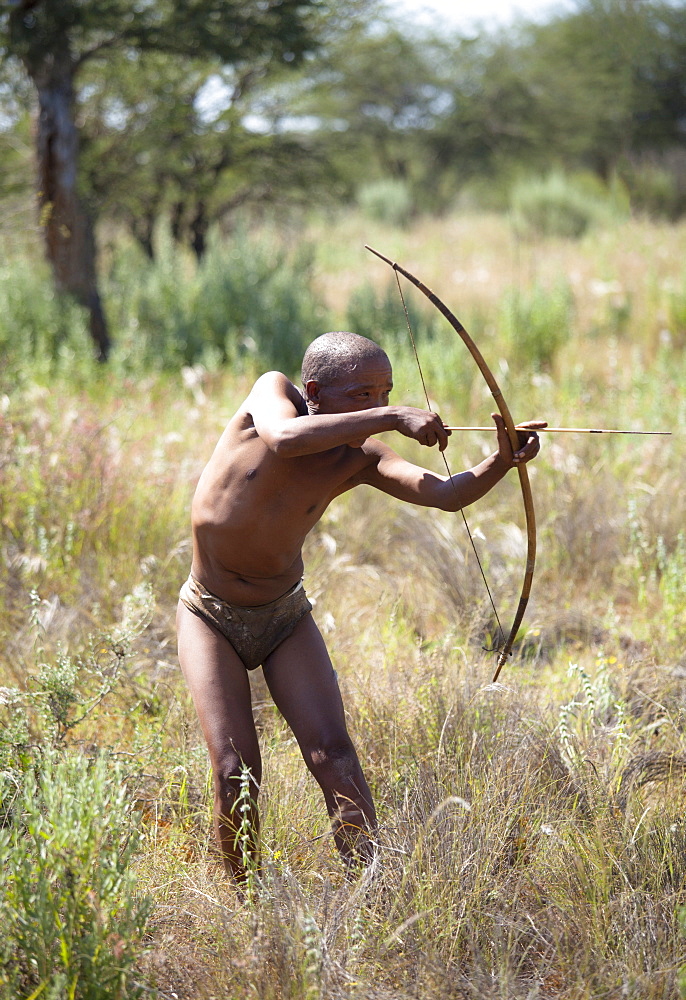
[212,748,261,811]
[305,739,360,787]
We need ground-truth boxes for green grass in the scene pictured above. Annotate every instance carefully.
[1,209,686,998]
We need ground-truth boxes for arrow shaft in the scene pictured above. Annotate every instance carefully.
[443,426,670,435]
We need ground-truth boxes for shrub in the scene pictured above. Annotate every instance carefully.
[619,153,686,221]
[346,279,486,407]
[510,171,627,240]
[0,585,156,772]
[0,751,151,1000]
[104,228,328,376]
[347,280,439,347]
[0,229,329,379]
[357,179,414,228]
[498,281,573,371]
[0,258,94,387]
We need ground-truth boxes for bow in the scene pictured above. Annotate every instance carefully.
[365,245,536,682]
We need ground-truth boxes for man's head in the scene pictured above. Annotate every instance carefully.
[302,332,393,421]
[302,332,389,387]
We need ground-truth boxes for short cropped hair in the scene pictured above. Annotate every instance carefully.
[301,332,389,386]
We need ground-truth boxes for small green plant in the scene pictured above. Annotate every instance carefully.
[0,751,151,1000]
[0,585,156,793]
[300,910,324,1000]
[232,763,260,899]
[498,280,572,371]
[657,532,686,644]
[680,907,686,998]
[558,657,627,768]
[23,584,155,749]
[357,179,414,228]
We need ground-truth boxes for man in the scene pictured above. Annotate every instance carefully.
[177,331,543,880]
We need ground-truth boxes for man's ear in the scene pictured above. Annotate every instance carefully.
[305,379,321,409]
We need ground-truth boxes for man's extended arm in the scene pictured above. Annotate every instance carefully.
[359,415,543,512]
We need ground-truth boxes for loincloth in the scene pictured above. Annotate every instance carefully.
[179,574,312,670]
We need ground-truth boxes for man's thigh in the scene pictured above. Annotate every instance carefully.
[176,601,259,764]
[262,612,349,746]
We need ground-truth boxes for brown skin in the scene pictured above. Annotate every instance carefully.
[177,352,544,880]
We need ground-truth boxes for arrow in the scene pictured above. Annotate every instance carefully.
[443,426,671,435]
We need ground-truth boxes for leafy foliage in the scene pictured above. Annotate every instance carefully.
[498,279,574,371]
[510,171,628,240]
[0,752,151,1000]
[0,229,328,377]
[357,178,414,227]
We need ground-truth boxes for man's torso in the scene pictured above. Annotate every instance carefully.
[190,393,378,605]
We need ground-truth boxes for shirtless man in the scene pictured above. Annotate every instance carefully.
[177,331,543,881]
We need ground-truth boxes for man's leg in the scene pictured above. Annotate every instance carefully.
[262,613,377,869]
[176,601,261,880]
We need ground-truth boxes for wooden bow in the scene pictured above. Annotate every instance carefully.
[365,245,536,682]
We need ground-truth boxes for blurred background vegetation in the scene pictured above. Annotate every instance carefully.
[1,0,686,367]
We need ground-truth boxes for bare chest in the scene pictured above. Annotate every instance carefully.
[194,442,371,531]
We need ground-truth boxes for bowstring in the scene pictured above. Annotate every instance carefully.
[393,269,505,652]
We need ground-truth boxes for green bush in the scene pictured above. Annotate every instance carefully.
[510,171,627,240]
[104,228,328,376]
[619,156,686,221]
[0,229,329,379]
[0,259,94,388]
[0,585,155,774]
[357,179,414,228]
[498,281,573,371]
[347,279,441,347]
[0,752,151,1000]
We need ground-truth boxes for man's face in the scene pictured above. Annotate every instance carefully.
[306,356,393,415]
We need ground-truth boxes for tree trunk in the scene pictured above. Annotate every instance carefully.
[131,211,156,261]
[190,200,208,261]
[33,50,110,361]
[170,200,186,245]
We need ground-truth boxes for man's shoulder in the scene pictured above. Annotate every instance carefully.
[252,370,295,392]
[250,371,304,404]
[243,371,308,423]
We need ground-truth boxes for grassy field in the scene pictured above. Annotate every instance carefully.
[1,209,686,998]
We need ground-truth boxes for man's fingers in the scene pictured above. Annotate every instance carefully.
[491,414,547,432]
[513,431,541,463]
[430,412,449,451]
[516,420,548,431]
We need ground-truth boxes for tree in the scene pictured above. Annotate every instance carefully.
[77,48,338,261]
[1,0,321,360]
[280,16,447,206]
[426,0,686,198]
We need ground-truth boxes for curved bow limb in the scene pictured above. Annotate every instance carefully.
[365,245,536,682]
